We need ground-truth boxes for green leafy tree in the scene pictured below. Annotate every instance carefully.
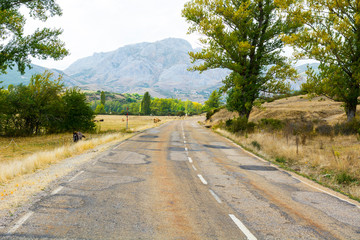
[100,91,106,105]
[281,0,360,121]
[204,90,222,111]
[61,88,95,132]
[141,92,151,115]
[182,0,298,119]
[95,104,106,114]
[0,0,69,75]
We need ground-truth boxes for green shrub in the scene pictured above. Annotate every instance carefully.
[335,172,357,184]
[226,117,256,133]
[251,141,261,150]
[334,118,360,135]
[275,157,286,163]
[258,118,284,131]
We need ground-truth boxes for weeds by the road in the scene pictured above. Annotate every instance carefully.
[0,132,128,184]
[0,115,179,185]
[216,129,360,201]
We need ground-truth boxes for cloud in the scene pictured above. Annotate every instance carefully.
[26,0,201,70]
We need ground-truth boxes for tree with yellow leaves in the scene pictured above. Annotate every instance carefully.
[282,0,360,121]
[182,0,299,119]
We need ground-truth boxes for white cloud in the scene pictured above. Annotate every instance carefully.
[25,0,201,70]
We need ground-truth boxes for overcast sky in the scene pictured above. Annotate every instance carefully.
[26,0,201,70]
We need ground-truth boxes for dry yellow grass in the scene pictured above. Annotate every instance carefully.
[250,95,347,124]
[217,129,360,199]
[0,115,178,185]
[210,96,360,200]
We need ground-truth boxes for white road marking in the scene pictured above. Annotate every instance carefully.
[184,140,186,144]
[229,214,257,240]
[51,186,64,195]
[209,189,222,203]
[292,176,360,209]
[8,211,34,234]
[188,157,193,163]
[185,147,188,152]
[192,165,197,171]
[197,174,208,185]
[69,171,84,182]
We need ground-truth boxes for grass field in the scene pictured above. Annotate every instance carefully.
[0,115,178,184]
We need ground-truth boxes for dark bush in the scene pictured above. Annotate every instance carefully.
[258,118,284,131]
[334,119,360,135]
[226,117,256,133]
[251,141,261,150]
[285,120,314,136]
[315,124,333,136]
[336,172,357,184]
[177,111,186,116]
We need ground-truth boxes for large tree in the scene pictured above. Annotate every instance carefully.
[182,0,299,119]
[0,0,68,75]
[281,0,360,122]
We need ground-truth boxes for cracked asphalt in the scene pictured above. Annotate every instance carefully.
[2,119,360,239]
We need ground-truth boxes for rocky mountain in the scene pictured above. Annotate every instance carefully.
[0,38,319,102]
[63,38,230,102]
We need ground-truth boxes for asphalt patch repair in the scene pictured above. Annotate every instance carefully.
[240,165,278,171]
[203,144,232,149]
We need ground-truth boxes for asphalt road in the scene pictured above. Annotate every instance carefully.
[2,119,360,239]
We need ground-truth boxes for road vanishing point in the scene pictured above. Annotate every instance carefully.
[2,119,360,239]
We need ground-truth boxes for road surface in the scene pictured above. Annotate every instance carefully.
[2,119,360,239]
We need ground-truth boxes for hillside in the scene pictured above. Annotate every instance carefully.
[210,95,353,125]
[0,64,80,88]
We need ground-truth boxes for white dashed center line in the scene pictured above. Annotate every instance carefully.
[229,214,257,240]
[209,189,222,203]
[197,174,208,185]
[188,157,193,163]
[185,147,188,152]
[51,186,64,195]
[192,165,197,171]
[8,211,34,234]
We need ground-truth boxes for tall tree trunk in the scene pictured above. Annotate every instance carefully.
[345,100,357,122]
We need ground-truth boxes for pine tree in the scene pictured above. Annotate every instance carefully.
[141,92,151,115]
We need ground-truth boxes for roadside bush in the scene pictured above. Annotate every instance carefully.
[177,111,186,116]
[251,141,261,150]
[315,124,333,136]
[258,118,284,132]
[334,118,360,135]
[335,172,357,184]
[226,117,256,133]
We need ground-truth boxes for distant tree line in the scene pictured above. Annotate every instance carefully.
[90,91,204,116]
[0,72,95,136]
